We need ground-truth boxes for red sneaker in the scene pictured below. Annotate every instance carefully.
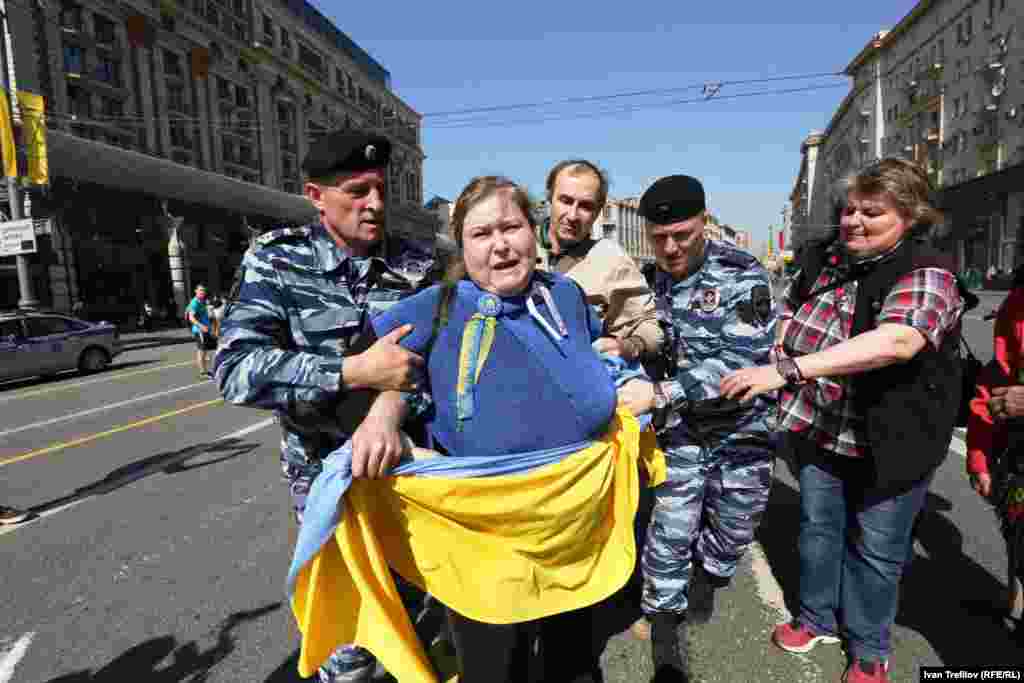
[843,659,889,683]
[772,620,841,654]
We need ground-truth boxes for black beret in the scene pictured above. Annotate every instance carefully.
[301,131,391,178]
[638,175,706,225]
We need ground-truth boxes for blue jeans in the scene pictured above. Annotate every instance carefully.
[790,434,932,661]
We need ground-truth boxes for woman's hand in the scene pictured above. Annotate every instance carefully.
[351,415,412,479]
[720,365,786,403]
[618,379,655,416]
[988,386,1024,422]
[969,471,993,499]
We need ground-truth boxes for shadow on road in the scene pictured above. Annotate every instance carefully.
[43,603,282,682]
[756,474,1021,666]
[29,438,260,516]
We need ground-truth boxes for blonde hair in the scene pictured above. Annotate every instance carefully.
[840,157,942,233]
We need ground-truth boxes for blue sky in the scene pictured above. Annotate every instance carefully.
[311,0,919,254]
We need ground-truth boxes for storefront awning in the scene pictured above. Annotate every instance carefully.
[47,130,317,223]
[938,162,1024,211]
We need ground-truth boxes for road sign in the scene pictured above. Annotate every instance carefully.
[0,218,36,256]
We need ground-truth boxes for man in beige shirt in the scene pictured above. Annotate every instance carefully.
[543,159,663,362]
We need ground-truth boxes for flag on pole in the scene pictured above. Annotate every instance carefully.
[0,92,15,178]
[16,92,47,185]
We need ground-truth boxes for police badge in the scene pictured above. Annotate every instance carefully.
[700,288,720,313]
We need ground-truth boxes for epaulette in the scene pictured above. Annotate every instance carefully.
[714,241,760,270]
[254,225,313,249]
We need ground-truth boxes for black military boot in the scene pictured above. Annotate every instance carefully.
[649,612,690,683]
[687,563,731,625]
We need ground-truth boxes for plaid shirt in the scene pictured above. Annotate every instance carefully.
[779,244,964,457]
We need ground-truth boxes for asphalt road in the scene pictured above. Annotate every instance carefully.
[0,302,1020,683]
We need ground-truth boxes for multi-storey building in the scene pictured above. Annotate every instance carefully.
[792,0,1023,275]
[1,0,436,317]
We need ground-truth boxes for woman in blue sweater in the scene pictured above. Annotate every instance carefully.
[364,175,654,682]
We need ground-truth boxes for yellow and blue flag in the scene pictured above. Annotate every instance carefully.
[288,408,664,683]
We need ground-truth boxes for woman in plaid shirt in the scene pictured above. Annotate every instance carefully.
[721,158,965,683]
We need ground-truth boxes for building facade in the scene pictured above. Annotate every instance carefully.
[597,196,655,266]
[1,0,436,318]
[793,0,1023,276]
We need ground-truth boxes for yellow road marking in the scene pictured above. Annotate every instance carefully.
[0,360,194,402]
[0,398,224,468]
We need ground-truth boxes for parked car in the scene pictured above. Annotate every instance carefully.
[0,311,122,383]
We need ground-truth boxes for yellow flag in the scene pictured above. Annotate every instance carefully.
[0,93,15,178]
[16,91,47,185]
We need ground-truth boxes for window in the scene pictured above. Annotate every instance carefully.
[232,0,244,15]
[25,317,75,337]
[298,43,324,76]
[60,2,82,31]
[164,50,183,78]
[167,84,186,112]
[161,13,176,31]
[94,13,116,44]
[965,14,973,41]
[281,154,296,178]
[94,56,120,86]
[206,4,219,27]
[280,28,291,54]
[235,86,249,108]
[63,45,83,74]
[336,68,346,94]
[277,102,293,125]
[67,84,91,117]
[238,144,253,166]
[222,138,236,163]
[262,14,274,44]
[217,76,231,100]
[100,96,123,118]
[307,121,325,147]
[170,121,189,148]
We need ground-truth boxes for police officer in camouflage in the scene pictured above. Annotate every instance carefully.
[636,175,777,682]
[215,131,442,683]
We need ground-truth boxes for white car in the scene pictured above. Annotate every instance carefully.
[0,311,122,382]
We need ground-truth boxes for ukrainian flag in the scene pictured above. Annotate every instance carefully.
[289,408,664,683]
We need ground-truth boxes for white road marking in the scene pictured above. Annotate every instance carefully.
[0,418,276,538]
[0,632,35,683]
[0,382,210,439]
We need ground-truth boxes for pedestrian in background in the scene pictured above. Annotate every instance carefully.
[722,158,967,683]
[636,174,778,682]
[185,284,214,379]
[966,267,1024,642]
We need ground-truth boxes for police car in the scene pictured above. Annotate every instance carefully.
[0,310,122,382]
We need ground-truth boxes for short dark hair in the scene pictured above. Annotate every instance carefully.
[545,159,609,211]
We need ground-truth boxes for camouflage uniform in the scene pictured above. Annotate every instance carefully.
[215,222,441,682]
[642,239,778,615]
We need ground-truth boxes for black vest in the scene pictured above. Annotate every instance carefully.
[797,239,963,496]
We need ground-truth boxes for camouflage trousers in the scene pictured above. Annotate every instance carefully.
[284,458,440,683]
[640,441,774,615]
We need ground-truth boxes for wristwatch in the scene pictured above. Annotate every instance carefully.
[776,357,805,388]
